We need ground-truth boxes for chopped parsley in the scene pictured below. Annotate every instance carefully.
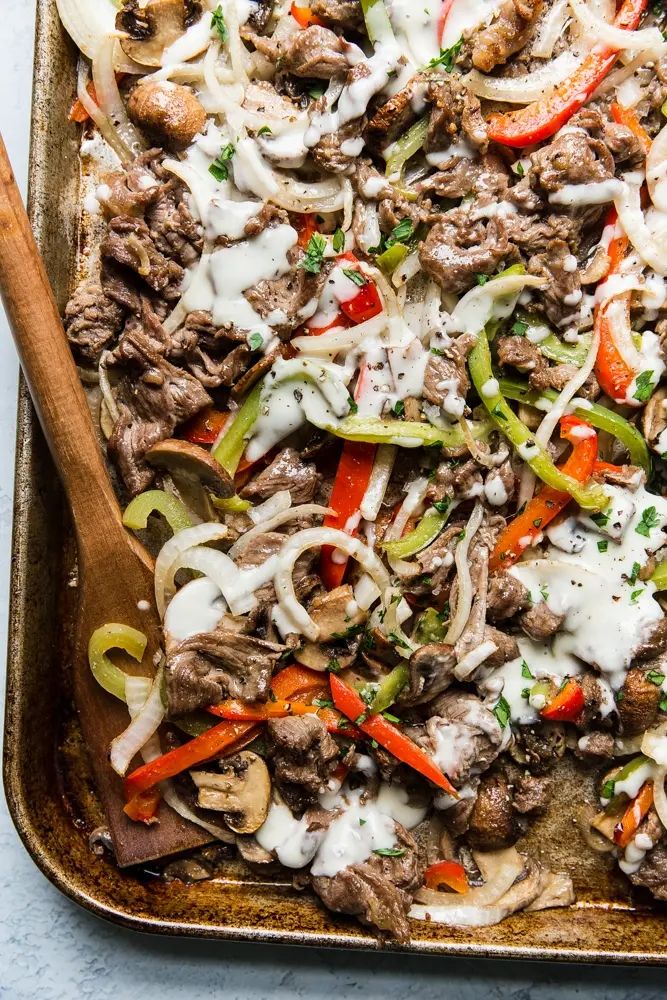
[299,232,327,274]
[248,332,263,352]
[348,396,359,415]
[313,697,334,709]
[493,695,511,729]
[373,848,406,858]
[327,657,341,673]
[388,631,411,650]
[660,694,667,713]
[359,818,367,826]
[392,400,405,418]
[591,511,609,529]
[211,5,228,42]
[342,267,367,287]
[256,125,272,137]
[521,660,534,679]
[426,37,463,72]
[601,778,616,800]
[307,83,326,100]
[492,403,507,420]
[647,671,666,687]
[597,540,609,553]
[511,319,528,336]
[636,506,659,538]
[433,499,450,514]
[630,588,644,604]
[209,142,235,182]
[475,273,490,286]
[532,517,543,529]
[521,687,532,699]
[627,561,641,586]
[382,712,401,724]
[514,161,525,178]
[355,712,368,725]
[633,370,655,403]
[539,583,549,602]
[388,218,414,246]
[332,227,345,253]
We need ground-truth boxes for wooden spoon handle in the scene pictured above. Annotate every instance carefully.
[0,132,122,555]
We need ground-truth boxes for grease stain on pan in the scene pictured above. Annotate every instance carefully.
[4,0,667,962]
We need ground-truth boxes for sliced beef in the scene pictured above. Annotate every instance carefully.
[101,216,184,301]
[311,824,422,943]
[530,121,614,194]
[266,715,339,813]
[365,73,429,149]
[503,212,582,256]
[575,730,615,759]
[236,531,317,606]
[416,153,508,201]
[483,626,520,670]
[144,180,202,267]
[513,774,550,815]
[519,601,565,641]
[422,350,469,410]
[64,281,125,362]
[617,667,661,735]
[496,335,546,375]
[165,627,286,714]
[407,643,456,705]
[527,240,583,329]
[471,0,544,73]
[426,77,488,153]
[96,150,165,218]
[244,203,290,238]
[633,619,667,661]
[108,328,211,495]
[244,247,326,336]
[629,842,667,901]
[487,572,531,622]
[467,772,518,850]
[311,118,364,173]
[425,691,505,785]
[280,25,348,78]
[310,0,362,29]
[419,208,514,294]
[241,447,320,504]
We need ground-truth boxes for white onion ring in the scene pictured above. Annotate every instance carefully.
[154,523,228,616]
[463,53,580,103]
[569,0,665,51]
[614,176,667,276]
[229,503,334,557]
[292,313,389,357]
[172,545,261,616]
[273,526,391,640]
[76,60,133,162]
[444,502,483,644]
[248,490,292,525]
[653,766,667,831]
[647,122,667,214]
[270,175,347,214]
[531,0,570,58]
[110,666,165,776]
[92,35,145,157]
[448,275,546,336]
[360,444,397,522]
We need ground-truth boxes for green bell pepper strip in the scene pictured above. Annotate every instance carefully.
[499,377,651,473]
[382,505,451,558]
[369,663,410,715]
[211,380,263,475]
[469,330,608,511]
[650,560,667,590]
[325,415,491,448]
[88,623,148,702]
[211,495,253,513]
[602,755,650,801]
[377,242,409,274]
[511,309,592,367]
[414,607,448,645]
[361,0,395,43]
[123,489,193,536]
[385,117,429,181]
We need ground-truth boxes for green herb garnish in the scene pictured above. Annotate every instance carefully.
[299,232,327,274]
[426,37,463,71]
[342,267,367,287]
[211,5,228,42]
[392,400,405,418]
[332,228,345,253]
[493,695,511,728]
[209,142,235,182]
[633,370,655,403]
[636,506,659,537]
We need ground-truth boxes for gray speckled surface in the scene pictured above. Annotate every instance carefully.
[1,4,667,996]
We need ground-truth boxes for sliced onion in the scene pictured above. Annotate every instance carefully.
[229,503,333,557]
[614,176,667,276]
[292,313,389,357]
[413,848,524,909]
[360,444,397,521]
[576,805,615,854]
[98,350,119,424]
[647,123,667,214]
[92,35,145,158]
[273,527,391,640]
[595,47,665,98]
[531,0,570,58]
[444,502,483,644]
[110,666,165,776]
[652,766,667,831]
[383,477,429,543]
[641,720,667,766]
[77,61,132,163]
[248,490,292,525]
[270,175,346,214]
[448,275,546,337]
[161,781,235,842]
[155,523,228,616]
[171,545,261,616]
[569,0,665,51]
[463,53,579,104]
[342,178,354,232]
[392,251,421,288]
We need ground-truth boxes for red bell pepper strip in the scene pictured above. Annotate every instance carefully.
[182,407,229,446]
[330,674,458,794]
[320,440,377,589]
[487,0,648,147]
[208,697,355,736]
[340,280,384,324]
[424,859,469,894]
[614,781,654,847]
[124,719,259,800]
[69,80,97,123]
[490,416,598,572]
[540,679,585,722]
[270,664,328,701]
[290,2,324,27]
[594,209,639,405]
[437,0,457,46]
[610,101,652,155]
[295,212,319,248]
[123,787,161,824]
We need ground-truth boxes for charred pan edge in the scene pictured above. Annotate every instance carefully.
[1,0,665,963]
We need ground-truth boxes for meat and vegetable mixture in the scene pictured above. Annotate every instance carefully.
[57,0,667,940]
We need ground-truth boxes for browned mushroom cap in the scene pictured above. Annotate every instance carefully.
[190,751,271,834]
[145,439,234,498]
[642,385,667,454]
[117,0,204,67]
[127,81,206,149]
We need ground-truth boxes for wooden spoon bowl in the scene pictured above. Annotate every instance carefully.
[0,134,210,866]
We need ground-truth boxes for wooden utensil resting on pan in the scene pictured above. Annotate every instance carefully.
[0,135,210,865]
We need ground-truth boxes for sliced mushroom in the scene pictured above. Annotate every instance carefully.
[190,751,270,834]
[145,438,234,498]
[642,385,667,454]
[117,0,204,67]
[127,81,206,149]
[294,585,367,671]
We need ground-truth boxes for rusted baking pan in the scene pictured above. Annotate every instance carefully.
[3,0,667,962]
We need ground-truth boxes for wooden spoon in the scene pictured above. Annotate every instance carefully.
[0,135,210,866]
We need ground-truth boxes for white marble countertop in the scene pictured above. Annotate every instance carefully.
[1,3,667,996]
